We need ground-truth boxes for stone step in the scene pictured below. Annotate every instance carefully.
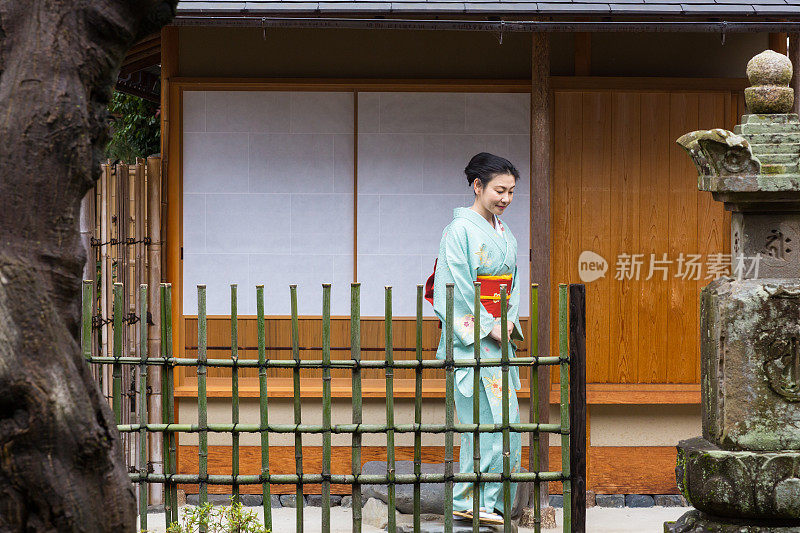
[761,162,799,175]
[753,153,799,165]
[742,113,800,124]
[740,122,800,135]
[742,132,800,144]
[749,142,800,155]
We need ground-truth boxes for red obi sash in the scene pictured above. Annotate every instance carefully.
[475,274,513,318]
[424,261,512,319]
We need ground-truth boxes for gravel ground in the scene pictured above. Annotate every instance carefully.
[140,505,691,532]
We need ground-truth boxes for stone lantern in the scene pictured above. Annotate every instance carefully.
[666,50,800,532]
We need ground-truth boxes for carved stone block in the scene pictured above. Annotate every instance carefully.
[731,213,800,278]
[702,278,800,451]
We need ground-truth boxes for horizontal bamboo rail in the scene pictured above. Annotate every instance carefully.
[81,280,585,533]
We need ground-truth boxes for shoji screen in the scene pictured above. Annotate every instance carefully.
[356,92,530,317]
[182,91,354,315]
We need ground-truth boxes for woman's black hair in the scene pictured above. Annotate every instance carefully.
[464,152,520,187]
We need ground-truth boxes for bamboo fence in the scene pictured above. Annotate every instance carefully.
[80,280,586,533]
[84,157,164,505]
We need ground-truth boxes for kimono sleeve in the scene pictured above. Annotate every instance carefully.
[437,225,495,348]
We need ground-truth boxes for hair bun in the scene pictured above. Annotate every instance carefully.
[464,152,520,187]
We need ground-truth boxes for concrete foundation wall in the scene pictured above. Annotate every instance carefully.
[177,398,701,448]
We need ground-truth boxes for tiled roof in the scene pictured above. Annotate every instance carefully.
[175,0,800,15]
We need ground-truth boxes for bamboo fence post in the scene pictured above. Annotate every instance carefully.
[321,284,332,533]
[197,285,208,514]
[146,156,163,505]
[160,284,173,526]
[569,284,587,533]
[82,281,93,361]
[531,284,541,533]
[501,285,511,533]
[444,283,455,533]
[290,285,304,533]
[162,284,178,526]
[385,287,396,533]
[138,285,149,530]
[558,284,571,533]
[257,285,272,531]
[350,283,362,533]
[472,282,482,533]
[113,283,123,424]
[100,164,112,396]
[231,284,240,505]
[413,286,423,533]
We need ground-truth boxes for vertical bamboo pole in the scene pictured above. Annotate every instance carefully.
[101,164,112,397]
[350,283,362,533]
[444,283,455,533]
[290,285,304,533]
[558,284,571,533]
[413,286,423,533]
[138,285,149,530]
[500,285,511,533]
[257,285,272,531]
[321,284,332,533]
[197,285,208,512]
[231,285,240,505]
[82,281,93,361]
[113,283,123,424]
[163,284,178,526]
[472,282,482,533]
[531,284,541,533]
[161,284,173,526]
[384,287,396,533]
[147,156,164,505]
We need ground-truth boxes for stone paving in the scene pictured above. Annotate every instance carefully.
[140,504,692,532]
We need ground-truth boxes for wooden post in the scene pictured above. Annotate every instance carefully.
[569,284,587,533]
[147,156,163,505]
[530,31,552,509]
[770,33,788,55]
[790,34,800,116]
[161,25,181,373]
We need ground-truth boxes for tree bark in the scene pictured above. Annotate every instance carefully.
[0,2,175,531]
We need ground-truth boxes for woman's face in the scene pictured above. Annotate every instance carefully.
[474,172,516,216]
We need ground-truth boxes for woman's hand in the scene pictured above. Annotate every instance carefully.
[489,321,514,342]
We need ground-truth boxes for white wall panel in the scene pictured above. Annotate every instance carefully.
[357,92,530,317]
[183,91,354,315]
[249,134,335,194]
[205,91,291,133]
[183,132,249,194]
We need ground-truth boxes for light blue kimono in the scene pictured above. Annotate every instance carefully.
[432,206,524,517]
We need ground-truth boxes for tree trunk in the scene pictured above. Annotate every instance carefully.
[0,2,175,531]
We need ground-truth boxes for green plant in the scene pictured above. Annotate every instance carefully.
[166,497,269,533]
[105,91,160,163]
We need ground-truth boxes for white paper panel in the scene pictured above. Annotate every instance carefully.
[183,91,354,315]
[357,92,531,317]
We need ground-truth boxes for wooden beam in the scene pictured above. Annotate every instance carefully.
[176,444,680,496]
[770,32,788,55]
[531,31,552,509]
[574,33,591,76]
[791,34,800,116]
[173,378,701,404]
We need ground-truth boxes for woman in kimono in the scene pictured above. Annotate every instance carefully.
[431,152,523,525]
